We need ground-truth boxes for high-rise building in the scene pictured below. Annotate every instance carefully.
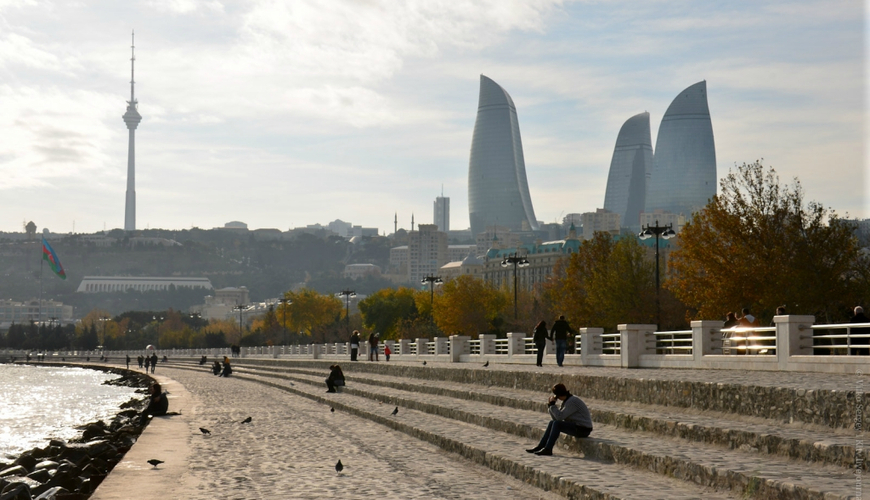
[645,81,716,216]
[467,75,539,237]
[434,194,450,232]
[407,224,448,285]
[122,31,142,232]
[603,112,653,227]
[580,209,621,240]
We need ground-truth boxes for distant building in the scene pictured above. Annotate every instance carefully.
[468,75,539,237]
[76,276,213,293]
[129,236,181,247]
[603,112,653,227]
[447,244,477,263]
[408,224,448,285]
[0,299,74,326]
[646,81,717,217]
[639,211,687,234]
[222,221,248,230]
[191,286,250,322]
[581,210,621,240]
[434,195,450,232]
[439,251,485,281]
[475,226,521,257]
[482,225,581,290]
[343,263,382,280]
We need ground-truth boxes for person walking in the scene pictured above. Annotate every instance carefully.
[526,383,592,456]
[125,354,131,369]
[549,316,575,367]
[368,332,379,362]
[533,320,549,367]
[350,330,361,362]
[150,352,158,373]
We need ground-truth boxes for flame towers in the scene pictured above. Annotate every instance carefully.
[467,75,538,237]
[645,81,716,216]
[603,112,653,227]
[122,31,142,232]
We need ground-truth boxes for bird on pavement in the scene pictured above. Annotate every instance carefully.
[335,460,343,475]
[241,417,252,424]
[391,406,398,416]
[199,427,211,435]
[483,361,489,367]
[422,361,427,366]
[147,459,164,468]
[330,407,335,413]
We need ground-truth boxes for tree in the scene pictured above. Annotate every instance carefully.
[667,160,860,322]
[283,289,343,339]
[433,275,509,336]
[543,232,659,331]
[358,287,419,339]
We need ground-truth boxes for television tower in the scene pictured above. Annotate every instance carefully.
[122,30,142,232]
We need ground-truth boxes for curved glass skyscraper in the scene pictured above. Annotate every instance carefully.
[603,112,653,227]
[645,81,716,216]
[468,75,538,237]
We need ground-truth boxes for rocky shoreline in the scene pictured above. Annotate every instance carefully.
[0,367,152,500]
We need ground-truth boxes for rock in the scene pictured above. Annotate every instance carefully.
[11,455,36,474]
[0,482,32,500]
[24,470,49,484]
[30,463,55,473]
[33,487,67,500]
[80,423,106,441]
[0,468,27,480]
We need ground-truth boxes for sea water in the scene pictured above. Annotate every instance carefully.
[0,363,139,460]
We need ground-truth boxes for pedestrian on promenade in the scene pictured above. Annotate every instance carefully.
[350,330,361,362]
[212,361,222,376]
[326,364,345,393]
[369,332,379,362]
[139,382,169,426]
[549,316,575,367]
[143,356,150,372]
[150,353,158,373]
[533,320,549,367]
[126,354,130,369]
[384,344,391,362]
[219,356,232,377]
[137,355,143,368]
[526,383,592,456]
[849,306,870,355]
[738,307,759,355]
[770,306,786,326]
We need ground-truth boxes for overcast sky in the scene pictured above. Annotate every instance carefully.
[0,0,865,235]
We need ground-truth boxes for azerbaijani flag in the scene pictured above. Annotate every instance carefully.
[42,238,66,280]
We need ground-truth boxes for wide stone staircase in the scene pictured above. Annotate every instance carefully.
[165,358,863,500]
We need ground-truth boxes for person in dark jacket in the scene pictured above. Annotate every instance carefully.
[526,383,592,456]
[533,320,549,367]
[350,330,361,362]
[139,382,169,426]
[549,316,575,367]
[326,364,345,393]
[850,306,870,355]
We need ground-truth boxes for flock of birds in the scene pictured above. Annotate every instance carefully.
[146,360,491,472]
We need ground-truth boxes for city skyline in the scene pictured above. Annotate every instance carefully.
[0,1,865,234]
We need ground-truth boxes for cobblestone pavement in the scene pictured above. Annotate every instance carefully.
[161,366,566,500]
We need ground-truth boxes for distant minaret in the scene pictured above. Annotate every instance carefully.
[411,213,415,232]
[394,212,397,234]
[122,31,142,232]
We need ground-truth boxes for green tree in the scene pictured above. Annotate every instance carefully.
[283,289,343,339]
[434,275,509,336]
[667,160,860,322]
[358,287,419,339]
[543,233,659,331]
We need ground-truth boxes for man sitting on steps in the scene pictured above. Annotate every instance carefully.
[526,383,592,456]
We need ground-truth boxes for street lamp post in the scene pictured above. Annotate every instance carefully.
[501,253,530,319]
[338,290,356,336]
[638,220,676,327]
[98,315,111,349]
[233,304,247,340]
[421,275,443,308]
[277,298,291,345]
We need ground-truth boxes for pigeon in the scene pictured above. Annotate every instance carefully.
[199,427,211,435]
[483,361,489,367]
[391,406,398,416]
[422,361,427,366]
[330,407,335,413]
[241,417,252,424]
[335,460,343,475]
[147,459,164,468]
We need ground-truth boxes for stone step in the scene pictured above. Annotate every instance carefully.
[168,363,740,500]
[213,360,859,472]
[213,363,857,500]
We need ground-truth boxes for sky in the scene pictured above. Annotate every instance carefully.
[0,0,866,235]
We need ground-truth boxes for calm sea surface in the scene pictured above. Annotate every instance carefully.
[0,364,139,460]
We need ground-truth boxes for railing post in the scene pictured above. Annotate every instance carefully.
[434,337,449,356]
[691,320,720,364]
[449,336,469,362]
[311,344,320,359]
[580,327,603,365]
[776,314,814,370]
[415,338,427,357]
[399,339,411,355]
[506,332,525,358]
[479,334,496,355]
[618,324,656,368]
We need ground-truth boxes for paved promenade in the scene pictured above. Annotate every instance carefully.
[92,365,564,500]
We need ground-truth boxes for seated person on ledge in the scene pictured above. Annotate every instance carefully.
[139,382,169,426]
[326,364,345,393]
[526,383,592,456]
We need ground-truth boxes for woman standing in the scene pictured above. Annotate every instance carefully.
[533,320,550,367]
[350,330,360,361]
